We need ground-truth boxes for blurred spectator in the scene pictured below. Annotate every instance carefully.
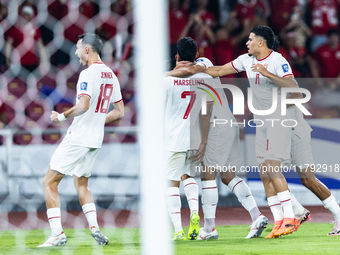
[18,0,38,17]
[0,1,8,21]
[228,0,267,30]
[279,8,312,49]
[225,0,267,55]
[279,31,312,77]
[306,0,340,51]
[179,0,216,61]
[169,0,189,61]
[79,0,99,18]
[310,29,340,88]
[5,5,49,74]
[48,0,68,20]
[268,0,300,35]
[214,25,249,76]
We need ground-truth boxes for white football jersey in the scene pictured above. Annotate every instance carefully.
[195,57,237,123]
[231,51,293,120]
[164,73,211,152]
[65,62,122,148]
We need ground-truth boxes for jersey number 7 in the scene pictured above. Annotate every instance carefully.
[95,84,114,113]
[181,91,196,119]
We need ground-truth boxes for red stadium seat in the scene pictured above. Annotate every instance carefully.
[0,102,15,125]
[13,128,33,145]
[37,74,57,96]
[25,101,44,122]
[7,78,27,98]
[42,124,62,144]
[54,101,73,113]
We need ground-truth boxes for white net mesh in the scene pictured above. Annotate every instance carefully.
[0,0,140,253]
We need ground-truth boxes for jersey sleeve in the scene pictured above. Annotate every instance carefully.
[230,54,247,73]
[112,75,123,103]
[274,55,294,78]
[76,70,93,99]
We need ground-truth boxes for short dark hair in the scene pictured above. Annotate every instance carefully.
[251,26,279,51]
[327,29,340,37]
[176,37,197,62]
[78,33,103,54]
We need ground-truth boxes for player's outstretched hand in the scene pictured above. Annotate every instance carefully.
[50,111,59,123]
[251,64,270,77]
[192,143,206,163]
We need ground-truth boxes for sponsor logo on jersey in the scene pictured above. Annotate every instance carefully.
[282,64,289,73]
[80,82,88,91]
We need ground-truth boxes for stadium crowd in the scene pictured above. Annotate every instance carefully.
[1,0,340,145]
[169,0,340,112]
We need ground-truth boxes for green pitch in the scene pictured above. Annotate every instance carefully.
[0,223,339,255]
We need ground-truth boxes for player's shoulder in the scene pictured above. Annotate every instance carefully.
[271,51,286,61]
[237,53,253,62]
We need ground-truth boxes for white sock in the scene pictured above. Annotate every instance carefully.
[82,203,99,231]
[228,177,260,222]
[277,190,295,219]
[183,178,199,216]
[322,195,340,221]
[267,196,283,222]
[201,180,218,232]
[47,208,63,236]
[290,191,305,217]
[167,187,183,233]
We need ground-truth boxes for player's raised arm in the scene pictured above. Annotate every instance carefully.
[251,63,298,88]
[105,100,124,124]
[50,95,90,123]
[204,62,237,78]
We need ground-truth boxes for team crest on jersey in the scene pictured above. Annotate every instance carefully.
[281,64,289,73]
[80,82,88,91]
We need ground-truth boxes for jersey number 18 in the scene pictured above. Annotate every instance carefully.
[95,84,114,113]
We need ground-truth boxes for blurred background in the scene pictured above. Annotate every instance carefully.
[0,0,340,233]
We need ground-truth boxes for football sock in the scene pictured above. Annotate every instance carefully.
[183,178,199,216]
[201,180,218,232]
[47,207,63,237]
[82,203,99,231]
[290,191,305,217]
[167,187,183,233]
[277,190,295,219]
[228,177,260,222]
[267,195,283,222]
[322,195,340,221]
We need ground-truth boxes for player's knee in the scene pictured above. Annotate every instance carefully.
[181,174,190,181]
[300,177,316,190]
[221,178,233,185]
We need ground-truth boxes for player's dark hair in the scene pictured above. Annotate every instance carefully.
[78,33,103,54]
[251,25,280,51]
[176,37,197,62]
[327,29,340,37]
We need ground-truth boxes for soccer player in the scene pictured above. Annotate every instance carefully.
[38,33,124,247]
[188,57,269,240]
[170,26,300,237]
[258,82,340,238]
[164,37,212,241]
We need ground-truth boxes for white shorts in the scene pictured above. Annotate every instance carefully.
[166,150,198,181]
[256,122,291,165]
[204,125,243,169]
[291,132,314,168]
[50,138,99,177]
